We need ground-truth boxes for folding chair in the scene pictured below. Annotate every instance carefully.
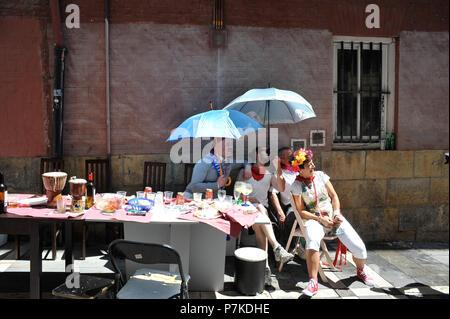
[143,162,166,192]
[278,197,339,283]
[108,239,190,299]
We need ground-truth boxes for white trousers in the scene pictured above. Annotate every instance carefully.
[303,216,367,259]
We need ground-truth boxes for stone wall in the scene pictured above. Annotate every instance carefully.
[1,149,448,242]
[319,150,449,242]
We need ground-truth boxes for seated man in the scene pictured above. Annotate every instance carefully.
[290,148,375,297]
[268,147,299,246]
[237,147,294,286]
[184,138,251,199]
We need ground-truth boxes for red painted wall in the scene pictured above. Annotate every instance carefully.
[0,17,50,157]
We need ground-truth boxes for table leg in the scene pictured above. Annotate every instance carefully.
[65,222,73,272]
[29,223,42,299]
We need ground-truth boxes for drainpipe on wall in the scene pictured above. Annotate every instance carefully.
[50,0,67,159]
[105,0,112,191]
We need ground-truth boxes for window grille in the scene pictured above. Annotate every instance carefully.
[333,41,391,145]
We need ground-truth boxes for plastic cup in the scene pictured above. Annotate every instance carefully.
[164,191,173,205]
[136,191,145,198]
[117,191,127,206]
[56,196,66,213]
[193,193,202,202]
[218,189,226,202]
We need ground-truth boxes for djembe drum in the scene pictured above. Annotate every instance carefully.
[69,177,87,212]
[42,172,68,207]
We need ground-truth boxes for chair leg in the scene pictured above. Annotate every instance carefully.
[15,235,20,260]
[278,220,298,272]
[318,264,328,283]
[320,240,337,271]
[82,223,87,260]
[52,224,57,260]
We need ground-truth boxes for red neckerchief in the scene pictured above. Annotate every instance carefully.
[251,166,266,181]
[280,162,294,171]
[296,174,315,185]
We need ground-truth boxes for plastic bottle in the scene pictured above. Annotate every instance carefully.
[390,133,395,150]
[0,173,7,214]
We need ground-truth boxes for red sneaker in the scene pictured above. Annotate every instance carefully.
[357,267,375,287]
[302,278,318,297]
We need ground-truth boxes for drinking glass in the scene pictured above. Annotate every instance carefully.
[136,191,145,198]
[56,196,66,213]
[193,193,202,202]
[154,192,164,207]
[116,191,127,206]
[225,195,233,204]
[234,181,243,202]
[218,189,226,202]
[164,191,173,206]
[146,192,156,201]
[241,182,253,206]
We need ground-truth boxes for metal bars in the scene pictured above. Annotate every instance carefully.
[334,41,384,143]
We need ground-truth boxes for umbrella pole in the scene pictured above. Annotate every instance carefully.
[210,101,223,174]
[266,83,271,147]
[210,101,230,186]
[267,100,271,148]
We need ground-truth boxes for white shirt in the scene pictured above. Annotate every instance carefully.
[270,169,298,206]
[238,168,280,208]
[291,171,333,216]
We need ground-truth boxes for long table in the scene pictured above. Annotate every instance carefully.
[0,213,79,299]
[0,195,270,297]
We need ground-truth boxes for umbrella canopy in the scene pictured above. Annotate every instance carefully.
[223,87,316,125]
[167,109,264,142]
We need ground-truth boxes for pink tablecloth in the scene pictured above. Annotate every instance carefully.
[176,204,260,238]
[83,207,153,223]
[6,194,77,220]
[221,205,259,228]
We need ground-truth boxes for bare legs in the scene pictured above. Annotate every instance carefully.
[306,250,366,279]
[253,204,282,266]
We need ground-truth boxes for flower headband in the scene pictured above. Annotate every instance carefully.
[291,148,313,172]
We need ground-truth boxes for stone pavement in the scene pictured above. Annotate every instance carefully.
[0,239,448,299]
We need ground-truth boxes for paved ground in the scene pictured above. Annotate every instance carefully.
[0,235,448,300]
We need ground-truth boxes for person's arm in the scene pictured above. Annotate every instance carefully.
[325,181,343,225]
[270,156,285,192]
[292,194,334,227]
[269,191,286,228]
[187,162,223,193]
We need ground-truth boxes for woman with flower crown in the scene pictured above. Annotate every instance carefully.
[290,148,375,297]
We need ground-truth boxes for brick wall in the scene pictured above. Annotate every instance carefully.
[104,24,333,155]
[398,31,449,150]
[1,0,448,158]
[62,24,107,156]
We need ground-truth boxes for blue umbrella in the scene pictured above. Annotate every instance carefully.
[167,109,264,142]
[223,87,316,125]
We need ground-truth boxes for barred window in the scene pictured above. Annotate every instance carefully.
[333,38,395,149]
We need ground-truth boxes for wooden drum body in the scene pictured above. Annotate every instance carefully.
[69,177,87,212]
[42,172,68,207]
